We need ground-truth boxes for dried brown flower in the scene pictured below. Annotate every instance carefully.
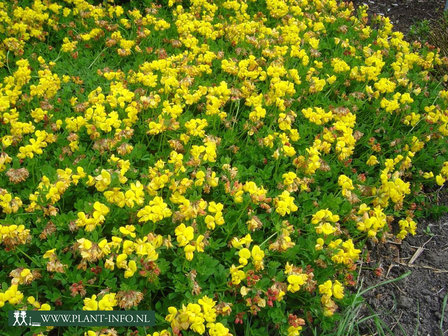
[47,259,66,273]
[40,221,57,239]
[6,168,29,184]
[116,290,144,309]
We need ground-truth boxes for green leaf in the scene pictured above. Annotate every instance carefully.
[267,260,281,278]
[211,264,227,287]
[256,277,271,290]
[105,277,117,288]
[195,254,220,281]
[268,307,286,324]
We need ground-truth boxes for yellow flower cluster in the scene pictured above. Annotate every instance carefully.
[0,223,30,247]
[355,204,388,238]
[83,293,117,311]
[312,209,340,236]
[175,223,204,261]
[76,202,109,232]
[274,191,298,216]
[204,201,225,230]
[338,174,355,199]
[319,280,344,316]
[229,235,266,286]
[0,0,447,334]
[137,196,172,223]
[0,285,23,307]
[269,221,295,252]
[435,161,448,186]
[397,217,417,240]
[238,245,265,270]
[375,166,411,208]
[10,268,36,285]
[27,296,51,311]
[166,296,231,335]
[329,239,361,266]
[26,167,85,211]
[285,269,308,294]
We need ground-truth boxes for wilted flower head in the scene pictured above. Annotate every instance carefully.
[6,168,29,184]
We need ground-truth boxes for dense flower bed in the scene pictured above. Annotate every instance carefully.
[0,0,447,335]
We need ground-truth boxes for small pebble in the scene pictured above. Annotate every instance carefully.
[398,296,413,309]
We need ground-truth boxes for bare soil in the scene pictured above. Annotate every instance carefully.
[357,213,448,335]
[350,0,446,35]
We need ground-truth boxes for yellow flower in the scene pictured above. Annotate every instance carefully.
[83,295,98,311]
[366,155,379,166]
[251,245,265,270]
[195,235,205,252]
[436,175,446,186]
[43,249,56,259]
[331,58,350,73]
[165,306,177,322]
[119,225,136,238]
[184,244,196,261]
[175,223,194,247]
[317,222,336,236]
[251,245,264,262]
[124,260,137,278]
[287,274,308,293]
[99,293,117,310]
[275,191,298,216]
[94,170,111,192]
[319,280,332,297]
[61,37,78,53]
[332,280,344,299]
[93,202,109,221]
[39,303,51,311]
[104,188,126,208]
[238,248,251,266]
[230,265,246,285]
[137,197,172,223]
[423,172,434,179]
[205,215,216,230]
[282,172,297,185]
[208,322,230,336]
[116,254,128,268]
[397,217,417,239]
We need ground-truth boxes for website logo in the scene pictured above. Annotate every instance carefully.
[9,311,154,327]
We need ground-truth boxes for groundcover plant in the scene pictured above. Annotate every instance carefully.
[0,0,447,335]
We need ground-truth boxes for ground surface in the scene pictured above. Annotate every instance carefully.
[358,213,448,335]
[351,0,446,35]
[348,1,448,335]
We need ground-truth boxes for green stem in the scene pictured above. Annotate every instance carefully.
[260,231,277,247]
[225,201,250,242]
[15,247,42,268]
[52,49,63,63]
[83,283,103,288]
[273,156,281,179]
[5,50,11,74]
[88,47,108,70]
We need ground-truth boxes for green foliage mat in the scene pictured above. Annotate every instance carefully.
[0,0,447,335]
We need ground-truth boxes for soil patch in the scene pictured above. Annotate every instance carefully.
[358,214,448,335]
[350,0,446,35]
